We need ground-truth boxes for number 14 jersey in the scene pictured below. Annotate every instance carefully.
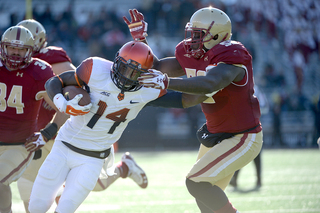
[56,57,166,151]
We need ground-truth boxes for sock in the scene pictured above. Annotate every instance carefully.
[116,161,129,178]
[214,201,237,213]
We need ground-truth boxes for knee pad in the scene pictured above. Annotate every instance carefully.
[55,199,78,213]
[17,177,34,201]
[29,198,52,213]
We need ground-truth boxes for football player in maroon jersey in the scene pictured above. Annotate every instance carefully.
[125,7,263,213]
[0,25,68,213]
[16,20,152,213]
[15,19,78,213]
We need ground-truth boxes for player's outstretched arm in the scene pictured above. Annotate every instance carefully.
[139,64,246,95]
[154,57,185,78]
[123,9,185,78]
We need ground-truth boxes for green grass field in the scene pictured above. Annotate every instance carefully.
[11,148,320,213]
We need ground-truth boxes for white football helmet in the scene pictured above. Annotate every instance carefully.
[0,26,34,70]
[17,19,47,54]
[184,7,232,59]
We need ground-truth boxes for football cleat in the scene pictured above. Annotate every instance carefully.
[121,152,148,188]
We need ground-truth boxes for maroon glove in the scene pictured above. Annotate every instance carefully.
[123,9,148,41]
[25,133,47,152]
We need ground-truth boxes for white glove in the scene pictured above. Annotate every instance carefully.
[25,133,46,152]
[138,69,169,89]
[53,93,92,116]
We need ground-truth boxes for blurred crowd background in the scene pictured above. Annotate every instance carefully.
[1,0,319,149]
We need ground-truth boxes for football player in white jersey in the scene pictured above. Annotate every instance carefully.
[28,41,207,213]
[16,20,150,213]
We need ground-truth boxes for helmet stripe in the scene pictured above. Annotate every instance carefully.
[222,33,229,42]
[16,27,21,40]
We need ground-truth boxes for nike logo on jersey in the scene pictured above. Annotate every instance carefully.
[100,91,110,96]
[130,100,139,104]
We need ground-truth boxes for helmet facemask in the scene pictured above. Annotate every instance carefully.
[184,21,216,59]
[111,56,148,92]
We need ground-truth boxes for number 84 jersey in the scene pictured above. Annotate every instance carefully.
[56,57,166,151]
[0,58,54,143]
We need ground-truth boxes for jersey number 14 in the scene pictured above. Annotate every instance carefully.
[86,100,129,134]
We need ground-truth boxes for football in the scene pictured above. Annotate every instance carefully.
[62,85,91,106]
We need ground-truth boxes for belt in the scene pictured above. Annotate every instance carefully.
[62,141,111,159]
[0,142,25,146]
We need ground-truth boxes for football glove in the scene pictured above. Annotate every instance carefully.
[25,133,46,152]
[123,9,148,41]
[53,93,92,116]
[138,69,169,90]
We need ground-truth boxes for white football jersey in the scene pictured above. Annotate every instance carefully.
[56,57,163,151]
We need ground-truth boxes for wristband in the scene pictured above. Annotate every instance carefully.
[40,123,58,141]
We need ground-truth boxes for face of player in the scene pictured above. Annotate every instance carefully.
[112,56,146,92]
[6,46,28,58]
[190,31,201,50]
[118,62,140,85]
[5,45,28,70]
[190,31,204,51]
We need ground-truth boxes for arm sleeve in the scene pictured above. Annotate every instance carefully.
[146,90,183,108]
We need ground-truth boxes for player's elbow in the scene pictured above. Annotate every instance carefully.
[45,76,60,91]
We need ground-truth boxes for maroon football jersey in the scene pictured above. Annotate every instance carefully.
[35,46,72,65]
[0,58,54,143]
[175,40,261,133]
[35,46,72,130]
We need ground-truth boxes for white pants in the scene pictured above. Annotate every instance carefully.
[29,140,105,213]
